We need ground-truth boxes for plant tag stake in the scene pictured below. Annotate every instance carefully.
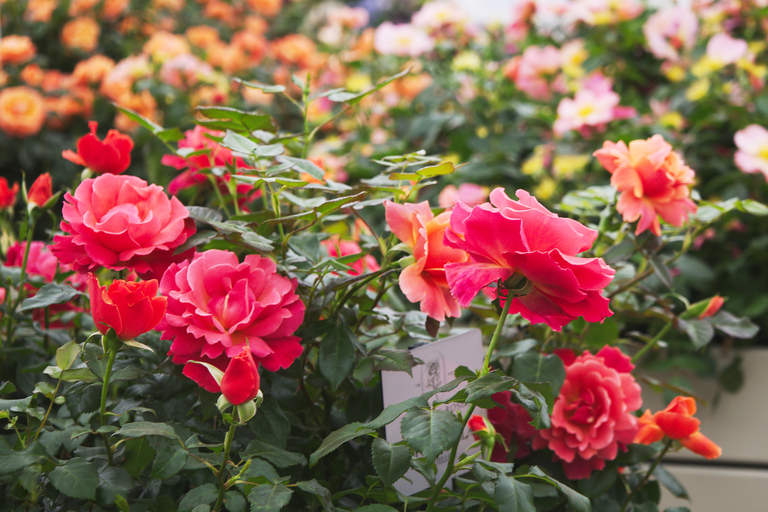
[380,328,485,495]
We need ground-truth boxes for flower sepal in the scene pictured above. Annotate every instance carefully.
[216,390,263,425]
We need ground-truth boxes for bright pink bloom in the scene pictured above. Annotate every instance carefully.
[444,189,614,331]
[385,201,468,322]
[594,134,697,236]
[158,250,305,392]
[643,6,698,62]
[438,183,488,210]
[373,22,434,57]
[734,124,768,180]
[487,391,537,461]
[220,349,261,405]
[321,236,379,276]
[533,347,642,480]
[50,174,196,279]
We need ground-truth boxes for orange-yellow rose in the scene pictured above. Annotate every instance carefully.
[24,0,57,23]
[0,35,37,65]
[72,55,115,85]
[0,86,47,138]
[61,17,101,53]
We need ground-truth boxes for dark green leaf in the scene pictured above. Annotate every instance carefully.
[151,445,188,479]
[0,441,56,475]
[371,349,417,375]
[318,321,357,390]
[513,352,566,397]
[400,408,463,464]
[353,506,399,512]
[19,283,80,312]
[681,319,715,349]
[653,465,688,499]
[242,440,306,468]
[710,311,759,339]
[371,438,411,487]
[494,474,535,512]
[248,483,293,512]
[117,422,180,440]
[49,458,99,500]
[225,490,248,512]
[309,422,375,467]
[365,395,430,430]
[296,479,335,511]
[649,256,674,290]
[122,437,155,478]
[249,395,290,447]
[179,484,219,512]
[528,467,591,512]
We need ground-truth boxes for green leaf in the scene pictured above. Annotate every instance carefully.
[653,465,688,499]
[326,68,410,106]
[222,131,259,155]
[512,353,566,398]
[248,483,293,512]
[242,440,306,468]
[234,79,286,94]
[151,445,188,479]
[528,467,591,512]
[371,438,411,487]
[649,256,674,290]
[296,479,335,512]
[56,340,82,370]
[400,408,463,464]
[316,192,367,216]
[19,283,81,312]
[710,311,759,339]
[493,474,535,512]
[276,155,325,180]
[681,319,715,349]
[225,490,248,512]
[196,106,275,133]
[122,437,156,478]
[49,458,99,501]
[354,506,399,512]
[117,422,180,440]
[0,441,57,475]
[179,484,219,512]
[309,422,375,466]
[249,395,290,447]
[370,348,417,375]
[365,395,430,430]
[416,161,455,178]
[318,321,357,391]
[187,206,224,223]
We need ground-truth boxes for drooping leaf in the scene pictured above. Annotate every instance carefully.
[56,340,82,371]
[296,479,335,512]
[242,440,306,468]
[151,445,188,479]
[710,311,759,339]
[493,473,535,512]
[653,464,689,499]
[400,408,463,464]
[309,422,375,467]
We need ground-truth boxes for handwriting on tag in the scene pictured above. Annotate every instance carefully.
[380,328,484,495]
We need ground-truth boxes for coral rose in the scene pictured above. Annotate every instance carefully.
[0,35,37,65]
[88,274,167,341]
[0,86,46,138]
[50,174,196,278]
[385,200,468,322]
[634,396,722,460]
[533,347,642,480]
[0,178,19,209]
[27,173,52,207]
[594,134,697,236]
[444,188,614,331]
[157,250,305,392]
[62,121,134,175]
[220,350,261,405]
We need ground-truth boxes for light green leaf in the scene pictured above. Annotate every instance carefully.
[56,340,82,371]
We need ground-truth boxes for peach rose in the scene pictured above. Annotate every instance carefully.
[24,0,57,23]
[0,86,47,138]
[0,35,37,65]
[61,17,101,53]
[72,55,116,85]
[594,134,697,236]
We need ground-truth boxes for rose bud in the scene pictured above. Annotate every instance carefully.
[220,350,261,405]
[88,274,167,341]
[27,172,52,207]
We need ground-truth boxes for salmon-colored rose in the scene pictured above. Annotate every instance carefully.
[245,0,281,17]
[101,0,130,20]
[61,17,101,53]
[220,350,261,405]
[21,64,44,86]
[143,31,190,62]
[533,347,642,480]
[72,55,115,85]
[634,396,722,459]
[385,200,468,322]
[594,134,697,236]
[0,86,46,138]
[0,35,37,65]
[271,34,322,70]
[88,274,167,341]
[186,25,221,49]
[157,250,305,392]
[50,174,196,278]
[25,0,57,23]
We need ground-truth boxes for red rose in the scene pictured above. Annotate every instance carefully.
[487,391,537,461]
[63,120,134,175]
[533,347,642,480]
[88,274,167,340]
[50,174,196,278]
[28,172,52,207]
[157,249,305,392]
[0,177,19,209]
[220,350,261,405]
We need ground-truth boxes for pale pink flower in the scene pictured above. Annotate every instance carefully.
[554,74,635,137]
[159,53,215,89]
[706,33,748,65]
[643,6,698,62]
[438,183,488,210]
[385,201,467,322]
[533,347,642,480]
[594,134,697,236]
[734,124,768,180]
[412,1,466,32]
[513,45,563,100]
[373,22,434,57]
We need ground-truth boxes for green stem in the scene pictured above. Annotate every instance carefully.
[425,294,514,512]
[32,378,62,443]
[214,422,237,512]
[620,439,674,512]
[99,342,118,465]
[4,218,35,346]
[631,322,672,363]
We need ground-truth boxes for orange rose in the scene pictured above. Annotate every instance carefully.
[245,0,281,17]
[68,0,99,16]
[24,0,57,23]
[101,0,130,20]
[186,25,221,49]
[142,31,190,62]
[203,0,237,26]
[72,55,116,85]
[61,17,101,53]
[0,86,47,138]
[152,0,184,10]
[271,34,322,70]
[0,35,37,65]
[21,64,44,87]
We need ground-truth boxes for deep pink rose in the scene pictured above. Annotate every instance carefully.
[385,200,468,322]
[321,236,380,276]
[532,347,642,480]
[158,249,305,392]
[444,188,614,331]
[487,391,537,462]
[49,174,196,279]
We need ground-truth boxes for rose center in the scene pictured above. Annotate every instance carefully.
[565,389,602,425]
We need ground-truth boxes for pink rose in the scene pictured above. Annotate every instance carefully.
[438,183,489,210]
[444,188,614,331]
[533,347,642,480]
[157,249,305,392]
[734,124,768,180]
[50,174,195,279]
[594,134,697,236]
[487,391,537,462]
[385,200,468,322]
[321,236,380,276]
